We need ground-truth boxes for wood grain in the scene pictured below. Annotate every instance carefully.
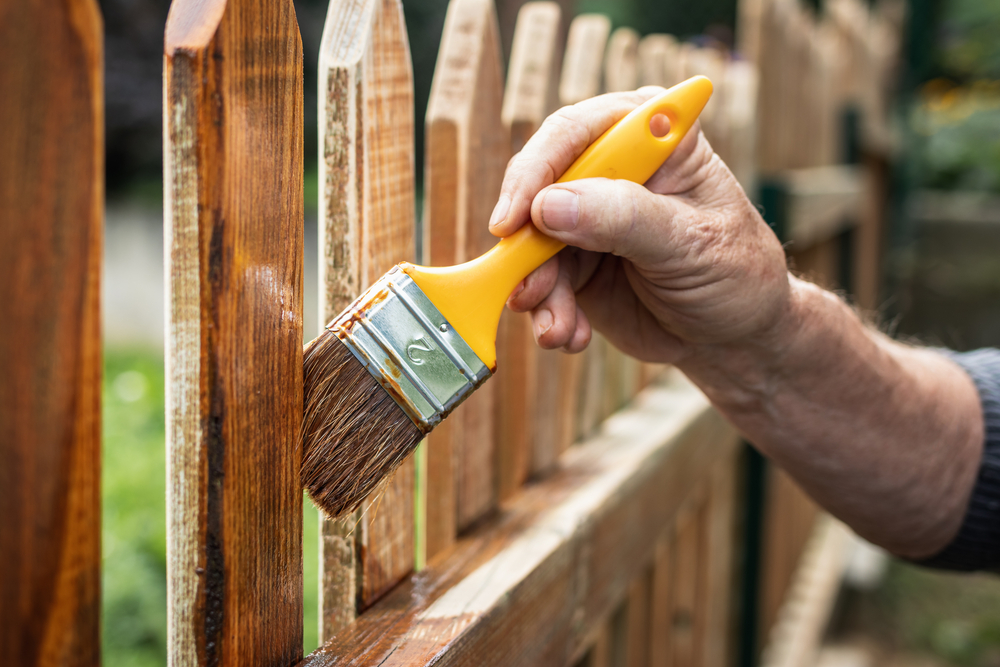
[0,1,103,664]
[496,2,561,500]
[497,1,562,500]
[425,0,510,542]
[316,0,417,635]
[502,1,561,152]
[558,14,611,448]
[164,0,304,664]
[499,0,571,483]
[559,14,611,105]
[604,27,639,93]
[301,372,740,666]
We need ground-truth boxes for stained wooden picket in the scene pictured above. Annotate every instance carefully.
[164,0,305,664]
[0,1,103,664]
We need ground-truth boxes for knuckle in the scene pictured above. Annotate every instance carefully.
[595,183,640,255]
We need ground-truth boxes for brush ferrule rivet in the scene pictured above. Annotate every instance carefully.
[330,266,491,433]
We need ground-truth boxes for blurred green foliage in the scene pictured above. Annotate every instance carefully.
[940,0,1000,80]
[910,80,1000,193]
[844,560,1000,666]
[102,351,167,667]
[102,350,320,665]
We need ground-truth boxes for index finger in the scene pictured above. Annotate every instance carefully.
[488,87,664,238]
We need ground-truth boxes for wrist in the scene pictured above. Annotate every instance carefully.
[675,275,816,415]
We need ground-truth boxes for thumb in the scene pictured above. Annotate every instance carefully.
[531,179,690,265]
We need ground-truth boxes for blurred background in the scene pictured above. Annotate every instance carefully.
[99,0,1000,665]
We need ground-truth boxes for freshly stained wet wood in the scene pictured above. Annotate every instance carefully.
[300,373,739,666]
[317,0,416,635]
[0,1,103,663]
[559,14,611,105]
[164,0,304,664]
[425,0,510,540]
[604,27,639,93]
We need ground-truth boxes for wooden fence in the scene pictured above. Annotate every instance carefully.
[0,0,902,664]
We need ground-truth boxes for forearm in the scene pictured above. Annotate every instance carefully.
[677,277,983,558]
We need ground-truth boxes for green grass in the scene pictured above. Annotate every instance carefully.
[102,350,168,667]
[840,560,1000,666]
[102,348,320,665]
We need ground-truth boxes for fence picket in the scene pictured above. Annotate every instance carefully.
[637,34,680,88]
[0,1,103,663]
[703,456,738,667]
[559,14,611,105]
[497,1,562,498]
[316,0,417,633]
[624,570,653,667]
[604,27,640,93]
[649,532,673,667]
[425,0,510,543]
[164,0,305,663]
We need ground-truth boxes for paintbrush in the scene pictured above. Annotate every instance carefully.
[302,76,714,518]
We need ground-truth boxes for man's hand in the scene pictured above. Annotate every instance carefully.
[490,88,790,363]
[489,88,985,562]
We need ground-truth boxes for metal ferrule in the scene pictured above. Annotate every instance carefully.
[329,266,492,434]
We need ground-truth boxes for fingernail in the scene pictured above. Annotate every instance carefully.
[535,309,553,338]
[489,194,511,230]
[541,189,578,231]
[509,280,525,301]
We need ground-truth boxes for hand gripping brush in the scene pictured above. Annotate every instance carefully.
[302,76,714,518]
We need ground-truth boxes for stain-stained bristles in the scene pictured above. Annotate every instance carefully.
[301,330,423,518]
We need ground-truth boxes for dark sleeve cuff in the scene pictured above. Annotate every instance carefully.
[914,348,1000,571]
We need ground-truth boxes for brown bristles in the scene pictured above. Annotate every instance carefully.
[301,330,423,519]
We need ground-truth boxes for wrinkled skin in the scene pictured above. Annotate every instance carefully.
[488,88,984,561]
[491,88,789,363]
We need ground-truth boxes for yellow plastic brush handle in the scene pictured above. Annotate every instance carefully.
[403,75,713,370]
